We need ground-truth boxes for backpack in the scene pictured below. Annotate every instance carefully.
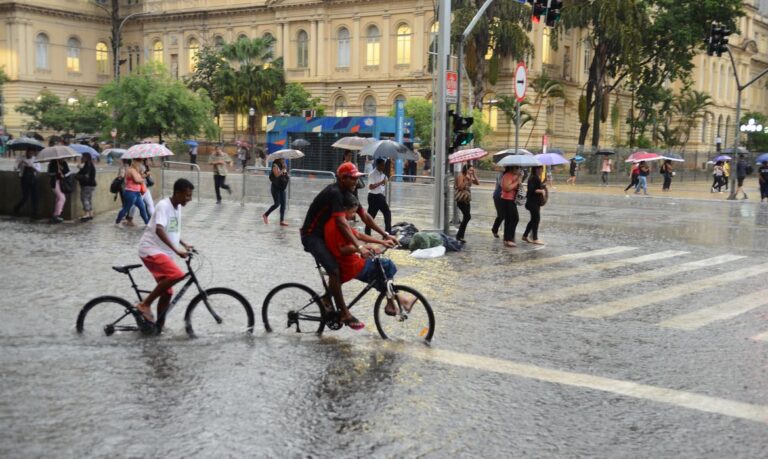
[110,176,125,194]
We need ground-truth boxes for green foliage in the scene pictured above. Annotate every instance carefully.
[495,95,533,146]
[524,72,565,147]
[185,43,228,118]
[98,62,219,142]
[741,111,768,153]
[275,83,325,116]
[15,90,108,134]
[0,66,8,86]
[389,97,434,146]
[471,107,492,147]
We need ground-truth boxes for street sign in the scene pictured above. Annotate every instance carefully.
[446,70,458,104]
[514,62,527,102]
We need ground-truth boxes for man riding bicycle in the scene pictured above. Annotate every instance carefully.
[300,162,397,330]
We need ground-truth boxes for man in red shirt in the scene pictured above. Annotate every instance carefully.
[324,193,415,328]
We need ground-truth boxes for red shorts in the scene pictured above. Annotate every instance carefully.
[141,253,185,295]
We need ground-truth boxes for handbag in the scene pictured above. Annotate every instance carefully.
[145,175,155,187]
[110,176,125,194]
[515,184,527,206]
[60,174,76,194]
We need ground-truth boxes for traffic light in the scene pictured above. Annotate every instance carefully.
[706,22,731,57]
[528,0,546,23]
[450,110,474,150]
[545,1,563,28]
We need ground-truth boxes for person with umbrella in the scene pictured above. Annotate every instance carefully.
[76,152,97,221]
[723,159,730,191]
[500,166,522,247]
[262,158,289,226]
[660,159,674,192]
[712,160,725,193]
[47,158,70,223]
[209,144,233,204]
[454,163,479,244]
[759,160,768,202]
[115,159,149,226]
[13,149,42,218]
[735,154,749,199]
[522,165,547,245]
[566,157,578,185]
[600,156,613,185]
[364,157,392,238]
[634,161,650,195]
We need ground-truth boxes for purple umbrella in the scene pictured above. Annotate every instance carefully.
[534,153,568,166]
[711,155,732,162]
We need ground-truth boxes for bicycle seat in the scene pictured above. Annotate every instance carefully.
[112,264,143,274]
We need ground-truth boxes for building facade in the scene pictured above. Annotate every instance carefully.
[1,0,767,153]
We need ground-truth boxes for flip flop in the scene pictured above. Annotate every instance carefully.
[135,303,155,324]
[384,304,397,316]
[343,316,365,331]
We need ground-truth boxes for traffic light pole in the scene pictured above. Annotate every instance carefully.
[434,0,451,231]
[725,47,768,200]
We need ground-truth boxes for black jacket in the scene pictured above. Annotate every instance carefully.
[47,160,70,188]
[77,162,97,187]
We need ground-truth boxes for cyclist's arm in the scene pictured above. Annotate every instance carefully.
[155,225,188,258]
[335,214,367,255]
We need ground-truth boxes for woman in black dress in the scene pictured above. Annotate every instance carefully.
[522,165,547,245]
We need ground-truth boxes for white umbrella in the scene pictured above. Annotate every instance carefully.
[494,148,534,157]
[123,143,174,159]
[448,148,488,164]
[267,149,305,161]
[34,145,79,163]
[496,154,542,168]
[359,139,419,160]
[103,148,127,159]
[332,136,375,151]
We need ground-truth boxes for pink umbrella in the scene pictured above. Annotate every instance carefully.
[123,143,174,159]
[448,148,488,164]
[625,151,662,163]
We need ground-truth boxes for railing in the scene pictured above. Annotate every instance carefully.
[288,169,337,203]
[242,166,337,207]
[385,174,436,203]
[242,166,270,206]
[161,161,201,202]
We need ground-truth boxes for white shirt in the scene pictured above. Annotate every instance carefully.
[138,198,181,258]
[16,156,41,177]
[368,169,387,195]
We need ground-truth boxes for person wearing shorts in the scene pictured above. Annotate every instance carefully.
[135,179,195,327]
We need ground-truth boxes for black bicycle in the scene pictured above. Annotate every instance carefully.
[76,250,254,338]
[261,248,435,343]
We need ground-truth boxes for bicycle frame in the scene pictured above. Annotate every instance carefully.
[314,254,396,314]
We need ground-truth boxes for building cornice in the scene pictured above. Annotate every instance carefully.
[0,2,109,23]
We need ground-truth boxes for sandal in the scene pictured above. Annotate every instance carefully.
[384,303,397,316]
[343,316,365,331]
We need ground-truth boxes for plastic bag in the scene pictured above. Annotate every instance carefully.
[410,245,446,259]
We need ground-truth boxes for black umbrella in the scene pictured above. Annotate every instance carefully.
[7,137,45,151]
[595,149,615,155]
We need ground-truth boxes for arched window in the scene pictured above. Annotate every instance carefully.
[334,96,348,117]
[36,33,49,69]
[214,36,225,51]
[237,34,249,42]
[188,38,199,73]
[152,40,163,63]
[67,37,81,72]
[363,96,377,116]
[396,24,411,65]
[96,42,109,74]
[337,27,350,68]
[263,33,275,59]
[297,30,309,68]
[483,94,498,131]
[366,25,380,66]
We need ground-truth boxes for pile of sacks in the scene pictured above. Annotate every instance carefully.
[390,222,463,258]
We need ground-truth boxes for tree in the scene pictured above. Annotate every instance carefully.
[451,1,534,110]
[524,72,565,147]
[389,97,434,146]
[495,95,533,147]
[741,111,768,153]
[560,0,742,152]
[15,90,108,134]
[185,43,228,127]
[275,83,325,116]
[98,62,219,142]
[673,89,712,151]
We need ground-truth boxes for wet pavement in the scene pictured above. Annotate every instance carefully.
[2,180,768,457]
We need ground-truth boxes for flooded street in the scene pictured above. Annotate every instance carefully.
[2,184,768,457]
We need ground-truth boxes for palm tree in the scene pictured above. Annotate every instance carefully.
[218,36,285,139]
[495,95,533,147]
[673,89,712,151]
[524,72,565,148]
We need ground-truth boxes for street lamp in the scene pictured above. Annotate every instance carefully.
[114,12,149,81]
[248,107,256,166]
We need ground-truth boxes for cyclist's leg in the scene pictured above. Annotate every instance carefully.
[302,234,353,322]
[139,254,186,323]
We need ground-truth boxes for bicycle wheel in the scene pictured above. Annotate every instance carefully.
[262,283,325,335]
[184,287,255,338]
[373,285,435,343]
[76,296,141,337]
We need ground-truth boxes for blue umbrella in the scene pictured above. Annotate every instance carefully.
[572,155,585,163]
[70,143,100,158]
[711,155,732,162]
[755,153,768,164]
[534,153,569,166]
[185,140,199,147]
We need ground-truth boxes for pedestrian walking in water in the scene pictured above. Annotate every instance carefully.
[624,162,639,194]
[660,159,674,192]
[601,157,612,185]
[522,165,548,245]
[723,160,730,191]
[76,152,97,221]
[491,169,504,238]
[454,164,479,243]
[566,158,578,185]
[759,161,768,203]
[263,158,289,226]
[47,158,69,223]
[116,159,149,225]
[712,161,725,193]
[365,157,392,236]
[189,144,198,168]
[634,161,650,195]
[13,149,41,218]
[209,145,233,204]
[500,166,521,248]
[735,154,749,199]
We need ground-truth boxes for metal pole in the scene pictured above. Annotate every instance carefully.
[456,37,464,117]
[515,101,521,153]
[434,0,450,230]
[727,89,742,200]
[114,12,146,81]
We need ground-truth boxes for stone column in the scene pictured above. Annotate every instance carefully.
[414,11,425,73]
[382,14,391,76]
[276,22,284,59]
[310,20,318,76]
[5,18,19,78]
[317,19,326,77]
[352,16,360,77]
[282,22,290,67]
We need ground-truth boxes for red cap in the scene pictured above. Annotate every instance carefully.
[337,162,364,178]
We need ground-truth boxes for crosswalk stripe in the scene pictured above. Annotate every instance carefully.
[572,262,768,319]
[751,331,768,342]
[658,289,768,330]
[517,254,746,308]
[523,250,689,284]
[521,246,639,267]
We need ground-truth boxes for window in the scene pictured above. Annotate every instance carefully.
[96,42,109,74]
[152,40,163,63]
[67,37,81,72]
[363,96,377,116]
[542,29,551,64]
[188,38,199,73]
[214,36,225,51]
[36,33,49,69]
[237,34,249,42]
[334,97,348,117]
[337,27,350,68]
[396,24,411,65]
[583,41,591,75]
[297,30,309,68]
[366,25,380,66]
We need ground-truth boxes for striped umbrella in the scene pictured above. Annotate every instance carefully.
[448,148,488,164]
[123,143,174,159]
